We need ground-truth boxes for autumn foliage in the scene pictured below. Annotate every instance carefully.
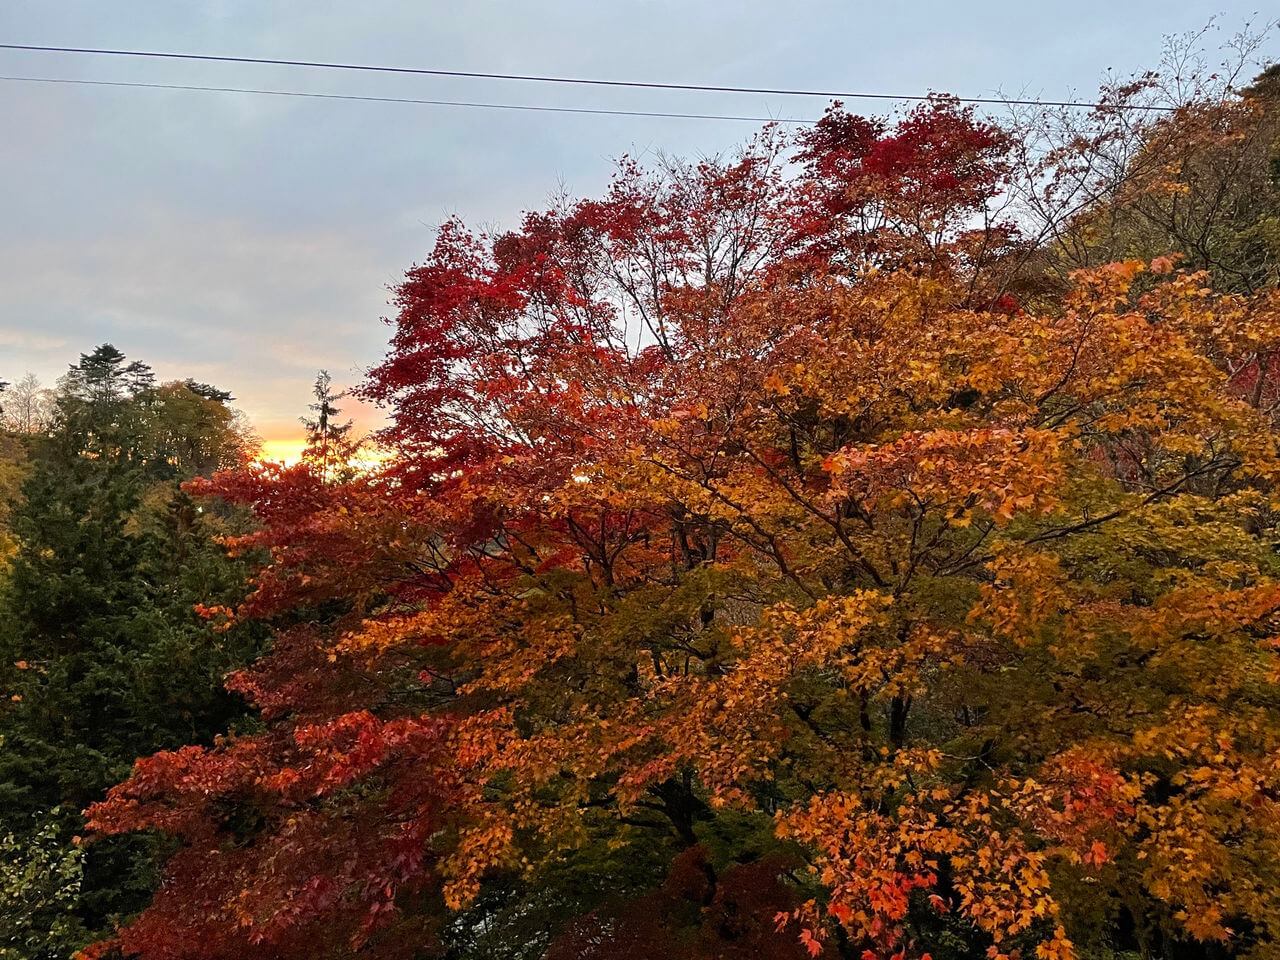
[86,92,1280,960]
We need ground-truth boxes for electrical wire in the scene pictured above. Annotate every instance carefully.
[0,42,1177,112]
[0,74,810,122]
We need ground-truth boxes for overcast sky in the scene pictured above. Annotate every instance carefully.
[0,2,1273,449]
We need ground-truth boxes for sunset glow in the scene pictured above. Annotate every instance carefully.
[257,437,309,466]
[255,437,394,469]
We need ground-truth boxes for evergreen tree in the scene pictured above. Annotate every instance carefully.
[181,379,234,404]
[58,344,155,408]
[300,369,358,482]
[0,346,262,941]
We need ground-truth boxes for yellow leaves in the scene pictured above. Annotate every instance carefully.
[1114,701,1280,946]
[972,548,1068,646]
[781,782,1071,960]
[340,259,1280,957]
[1121,581,1280,662]
[335,609,439,658]
[714,591,893,696]
[1066,258,1146,309]
[501,590,908,806]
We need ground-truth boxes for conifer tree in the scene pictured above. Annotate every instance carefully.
[300,369,358,482]
[0,346,262,940]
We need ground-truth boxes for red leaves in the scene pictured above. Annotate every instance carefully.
[86,705,456,960]
[800,927,824,957]
[292,711,449,796]
[795,98,1018,273]
[360,102,1022,517]
[859,98,1010,207]
[797,105,885,176]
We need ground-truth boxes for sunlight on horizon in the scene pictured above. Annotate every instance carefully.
[256,437,394,469]
[257,437,308,466]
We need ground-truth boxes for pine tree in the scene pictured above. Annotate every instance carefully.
[58,344,155,408]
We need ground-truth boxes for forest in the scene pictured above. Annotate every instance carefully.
[3,39,1280,960]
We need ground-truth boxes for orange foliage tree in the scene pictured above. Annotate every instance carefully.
[88,97,1280,960]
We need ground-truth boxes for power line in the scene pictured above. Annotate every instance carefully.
[0,74,809,122]
[0,42,1177,112]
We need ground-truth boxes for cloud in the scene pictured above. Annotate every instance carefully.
[0,330,70,353]
[0,210,397,433]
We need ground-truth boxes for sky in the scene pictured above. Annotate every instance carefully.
[0,2,1275,456]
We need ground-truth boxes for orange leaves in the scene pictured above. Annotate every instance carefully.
[1033,926,1075,960]
[1005,751,1141,875]
[193,602,236,633]
[824,428,1066,526]
[779,779,1069,960]
[1120,704,1280,945]
[798,926,824,957]
[441,814,516,910]
[972,548,1068,646]
[763,370,792,396]
[369,244,1280,956]
[1065,258,1148,310]
[1126,581,1280,653]
[1082,841,1110,867]
[646,593,893,797]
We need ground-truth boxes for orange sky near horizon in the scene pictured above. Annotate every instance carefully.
[253,388,388,466]
[256,435,395,469]
[257,437,309,465]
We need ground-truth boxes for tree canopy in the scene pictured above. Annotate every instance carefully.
[73,55,1280,960]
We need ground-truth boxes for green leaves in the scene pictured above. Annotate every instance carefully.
[0,810,86,960]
